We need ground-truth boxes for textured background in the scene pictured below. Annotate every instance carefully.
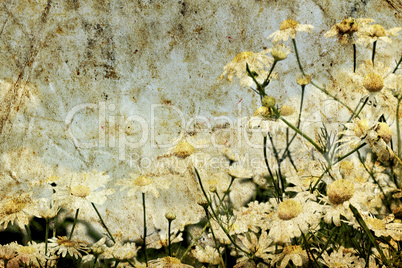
[0,0,401,241]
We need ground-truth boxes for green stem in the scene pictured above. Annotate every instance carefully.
[25,225,32,243]
[91,202,116,243]
[393,56,402,73]
[278,113,324,155]
[194,168,250,256]
[203,207,224,268]
[45,219,49,254]
[262,60,278,87]
[397,97,401,158]
[180,223,209,261]
[353,44,357,73]
[292,38,305,76]
[349,204,389,266]
[372,40,377,65]
[142,193,148,267]
[69,209,79,240]
[263,136,281,200]
[168,219,172,257]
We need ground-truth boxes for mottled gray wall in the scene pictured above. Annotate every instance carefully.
[0,0,401,177]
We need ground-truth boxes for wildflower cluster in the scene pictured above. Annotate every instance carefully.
[0,17,401,268]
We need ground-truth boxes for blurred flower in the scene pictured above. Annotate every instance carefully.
[55,170,114,212]
[356,23,402,46]
[218,50,274,87]
[268,19,314,43]
[149,256,194,268]
[320,246,369,268]
[270,43,291,61]
[116,174,170,198]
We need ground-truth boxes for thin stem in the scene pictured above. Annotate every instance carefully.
[263,136,281,200]
[91,202,116,243]
[25,225,32,243]
[310,81,355,114]
[292,38,305,76]
[393,56,402,73]
[45,219,49,254]
[372,40,377,65]
[278,113,324,155]
[168,219,172,257]
[69,209,79,240]
[203,207,224,267]
[262,60,278,87]
[142,193,148,267]
[220,176,235,204]
[353,43,357,73]
[397,97,401,158]
[180,223,209,261]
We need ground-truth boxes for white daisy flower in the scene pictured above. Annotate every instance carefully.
[268,19,314,43]
[356,23,402,46]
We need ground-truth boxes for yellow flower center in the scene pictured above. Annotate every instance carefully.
[296,74,311,86]
[133,176,152,186]
[174,140,195,158]
[277,199,302,220]
[58,237,76,247]
[18,246,35,254]
[282,245,303,254]
[353,118,369,137]
[371,24,386,37]
[233,51,254,62]
[376,122,392,143]
[337,18,357,34]
[4,197,29,214]
[365,218,386,230]
[279,105,295,116]
[254,106,270,117]
[280,19,298,30]
[71,185,91,198]
[363,73,384,92]
[327,179,355,204]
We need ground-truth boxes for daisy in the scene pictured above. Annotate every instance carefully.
[0,242,18,265]
[0,192,38,229]
[237,231,274,262]
[322,178,370,226]
[54,170,114,213]
[9,241,50,268]
[320,246,370,268]
[356,23,402,46]
[269,43,291,61]
[148,256,194,268]
[191,245,223,265]
[324,18,374,45]
[48,236,88,259]
[271,245,309,268]
[116,174,170,198]
[268,19,314,43]
[267,192,323,244]
[218,50,274,87]
[233,201,274,233]
[108,242,139,262]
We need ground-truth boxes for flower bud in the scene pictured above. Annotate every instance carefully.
[165,212,176,221]
[262,96,276,108]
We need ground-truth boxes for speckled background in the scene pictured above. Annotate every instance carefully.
[0,0,401,241]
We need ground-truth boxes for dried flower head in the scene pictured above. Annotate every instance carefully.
[327,179,355,204]
[254,106,270,117]
[270,43,291,61]
[277,199,303,220]
[376,122,392,143]
[174,140,195,158]
[262,95,276,108]
[363,73,384,92]
[324,18,373,44]
[279,105,295,116]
